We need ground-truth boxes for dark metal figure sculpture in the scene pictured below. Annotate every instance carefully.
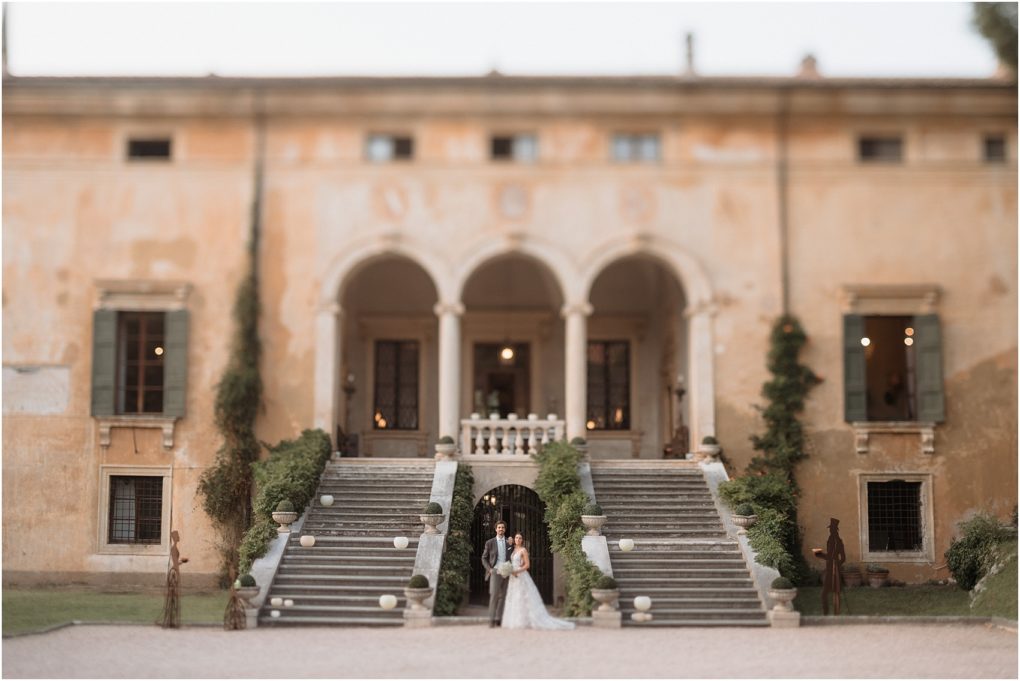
[159,530,188,628]
[812,517,846,615]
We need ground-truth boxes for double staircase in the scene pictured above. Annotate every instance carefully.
[591,462,768,627]
[258,460,435,626]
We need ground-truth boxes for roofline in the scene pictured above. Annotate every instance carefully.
[3,73,1016,91]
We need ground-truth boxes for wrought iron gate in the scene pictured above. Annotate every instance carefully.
[470,485,553,604]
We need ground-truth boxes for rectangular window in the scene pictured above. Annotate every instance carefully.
[491,134,538,162]
[127,138,172,160]
[366,134,414,162]
[108,476,164,544]
[861,315,917,421]
[117,311,165,414]
[611,133,660,162]
[586,341,630,430]
[984,134,1007,163]
[867,480,923,552]
[373,340,419,430]
[858,136,903,162]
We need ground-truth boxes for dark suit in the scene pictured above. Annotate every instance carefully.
[481,535,512,625]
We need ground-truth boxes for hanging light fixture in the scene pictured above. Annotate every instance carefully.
[498,257,515,363]
[500,342,515,361]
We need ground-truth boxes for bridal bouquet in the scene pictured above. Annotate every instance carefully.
[496,561,513,578]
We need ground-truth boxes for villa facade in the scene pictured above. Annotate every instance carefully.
[3,72,1016,589]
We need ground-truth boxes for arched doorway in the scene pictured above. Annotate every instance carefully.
[470,485,553,604]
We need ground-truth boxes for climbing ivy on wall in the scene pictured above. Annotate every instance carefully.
[434,462,475,616]
[533,441,603,617]
[720,314,819,583]
[197,225,264,584]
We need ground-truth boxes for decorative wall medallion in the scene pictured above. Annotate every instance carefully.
[497,184,529,220]
[620,186,655,223]
[373,184,408,219]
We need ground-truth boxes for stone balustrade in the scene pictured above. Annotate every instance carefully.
[460,413,565,457]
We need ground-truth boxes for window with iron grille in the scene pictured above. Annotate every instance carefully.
[108,476,164,544]
[858,135,903,162]
[365,134,414,162]
[127,137,172,160]
[984,134,1007,163]
[373,340,419,430]
[117,311,165,414]
[610,133,660,162]
[586,341,630,430]
[867,480,922,552]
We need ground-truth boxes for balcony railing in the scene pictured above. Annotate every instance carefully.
[460,413,565,457]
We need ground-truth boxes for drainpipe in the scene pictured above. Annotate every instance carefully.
[777,88,790,316]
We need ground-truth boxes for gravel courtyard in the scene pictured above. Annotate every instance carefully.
[3,622,1017,678]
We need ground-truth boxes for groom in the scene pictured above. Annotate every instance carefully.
[481,520,511,627]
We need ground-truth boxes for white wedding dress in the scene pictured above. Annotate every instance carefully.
[501,550,575,630]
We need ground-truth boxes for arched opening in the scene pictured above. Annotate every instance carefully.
[338,255,439,457]
[470,485,553,604]
[587,255,688,458]
[460,255,564,420]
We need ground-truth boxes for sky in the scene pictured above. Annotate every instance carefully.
[3,1,1002,79]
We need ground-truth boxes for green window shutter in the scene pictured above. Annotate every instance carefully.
[163,310,189,418]
[843,314,867,422]
[913,314,945,423]
[91,309,118,416]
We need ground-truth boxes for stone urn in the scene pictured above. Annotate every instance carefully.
[403,587,433,611]
[420,514,444,535]
[580,514,607,537]
[590,589,620,613]
[434,441,457,460]
[698,441,721,461]
[769,587,798,612]
[272,511,298,533]
[235,585,260,605]
[731,514,758,534]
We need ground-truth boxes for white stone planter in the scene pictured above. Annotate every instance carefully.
[235,585,260,605]
[732,514,757,534]
[867,571,889,588]
[271,511,298,533]
[698,443,721,460]
[768,587,798,612]
[590,588,620,612]
[434,442,457,460]
[580,514,607,536]
[420,513,444,535]
[404,586,433,611]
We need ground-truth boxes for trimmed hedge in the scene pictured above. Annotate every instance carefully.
[434,462,475,616]
[238,429,332,573]
[533,441,603,617]
[945,513,1016,591]
[719,472,802,581]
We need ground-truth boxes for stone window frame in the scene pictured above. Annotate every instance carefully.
[97,464,173,556]
[858,472,935,564]
[94,280,191,449]
[840,283,941,456]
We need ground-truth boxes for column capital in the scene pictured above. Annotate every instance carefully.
[683,299,718,319]
[561,302,593,318]
[318,301,343,317]
[434,302,465,317]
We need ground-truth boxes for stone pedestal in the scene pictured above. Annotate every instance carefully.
[245,607,259,629]
[592,609,622,628]
[403,609,432,628]
[769,609,801,628]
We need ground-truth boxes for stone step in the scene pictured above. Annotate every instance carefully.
[611,568,752,578]
[259,616,403,627]
[614,576,754,587]
[609,559,748,568]
[618,607,765,618]
[613,596,761,608]
[598,529,725,537]
[270,604,409,615]
[277,564,412,576]
[267,593,409,605]
[318,481,434,488]
[595,495,714,502]
[307,497,432,506]
[264,583,413,594]
[599,503,718,511]
[285,535,420,545]
[622,618,769,628]
[282,553,413,564]
[272,573,411,584]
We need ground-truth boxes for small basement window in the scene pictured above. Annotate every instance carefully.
[984,134,1007,163]
[491,134,538,162]
[858,136,903,163]
[127,138,172,161]
[366,134,414,162]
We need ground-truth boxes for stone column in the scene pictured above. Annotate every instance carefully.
[313,303,342,441]
[563,302,593,441]
[685,303,717,447]
[434,302,464,440]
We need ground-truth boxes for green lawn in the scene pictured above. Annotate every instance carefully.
[794,584,972,616]
[2,589,230,636]
[971,540,1018,620]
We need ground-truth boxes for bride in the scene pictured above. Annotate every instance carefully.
[501,531,575,630]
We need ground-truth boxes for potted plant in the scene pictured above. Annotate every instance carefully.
[698,436,721,460]
[841,563,863,588]
[866,564,889,588]
[768,576,797,611]
[731,503,757,533]
[420,502,445,534]
[404,574,433,610]
[580,502,607,536]
[590,574,620,612]
[434,435,457,460]
[272,500,298,533]
[234,573,260,604]
[570,436,589,456]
